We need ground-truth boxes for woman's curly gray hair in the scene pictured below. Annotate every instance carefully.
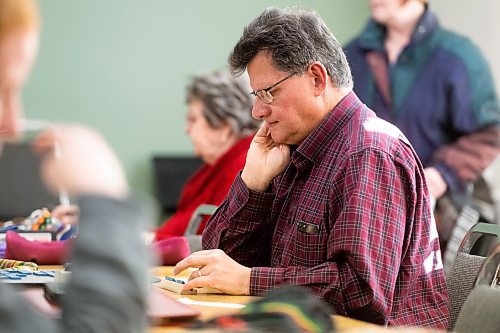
[186,69,259,137]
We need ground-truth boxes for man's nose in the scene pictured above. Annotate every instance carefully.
[251,100,271,120]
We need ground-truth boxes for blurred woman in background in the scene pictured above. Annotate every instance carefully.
[155,69,259,241]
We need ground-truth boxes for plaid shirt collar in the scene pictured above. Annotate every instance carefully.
[293,91,362,166]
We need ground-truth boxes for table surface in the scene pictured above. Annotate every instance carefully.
[38,266,432,332]
[149,266,377,332]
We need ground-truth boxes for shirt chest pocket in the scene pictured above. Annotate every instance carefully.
[290,208,328,267]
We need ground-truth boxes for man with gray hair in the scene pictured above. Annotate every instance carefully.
[175,7,450,330]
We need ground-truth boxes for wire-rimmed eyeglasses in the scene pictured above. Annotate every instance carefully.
[249,73,294,104]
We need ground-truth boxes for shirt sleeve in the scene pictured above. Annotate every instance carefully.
[431,39,500,193]
[433,125,500,192]
[202,173,276,267]
[61,195,151,333]
[249,147,436,325]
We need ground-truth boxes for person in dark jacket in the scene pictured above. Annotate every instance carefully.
[345,0,500,261]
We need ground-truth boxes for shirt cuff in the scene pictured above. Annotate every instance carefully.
[225,173,275,222]
[250,266,286,296]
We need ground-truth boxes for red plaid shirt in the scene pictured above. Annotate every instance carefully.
[203,92,450,330]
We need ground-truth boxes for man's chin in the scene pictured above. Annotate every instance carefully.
[269,131,286,144]
[275,134,304,146]
[272,137,296,146]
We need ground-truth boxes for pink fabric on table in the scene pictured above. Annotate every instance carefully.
[4,231,70,264]
[152,236,190,265]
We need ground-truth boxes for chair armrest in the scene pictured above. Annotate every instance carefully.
[184,204,218,236]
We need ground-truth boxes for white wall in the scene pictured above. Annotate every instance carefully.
[432,1,500,92]
[26,0,368,197]
[432,0,500,220]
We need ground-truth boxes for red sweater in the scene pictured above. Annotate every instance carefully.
[154,136,252,241]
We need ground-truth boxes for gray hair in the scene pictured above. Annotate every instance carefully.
[228,7,353,90]
[186,69,259,137]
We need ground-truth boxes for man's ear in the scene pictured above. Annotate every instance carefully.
[309,62,328,96]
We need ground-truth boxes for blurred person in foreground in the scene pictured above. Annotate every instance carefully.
[344,0,500,255]
[0,0,150,332]
[154,69,259,241]
[174,7,450,330]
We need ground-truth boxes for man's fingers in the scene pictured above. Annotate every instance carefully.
[190,249,217,256]
[183,275,211,291]
[187,266,207,281]
[174,255,208,275]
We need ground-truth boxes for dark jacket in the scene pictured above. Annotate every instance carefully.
[345,8,500,196]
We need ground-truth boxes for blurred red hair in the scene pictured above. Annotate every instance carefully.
[0,0,39,41]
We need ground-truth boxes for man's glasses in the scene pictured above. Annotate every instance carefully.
[249,73,294,104]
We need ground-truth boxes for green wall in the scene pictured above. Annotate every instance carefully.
[23,0,370,198]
